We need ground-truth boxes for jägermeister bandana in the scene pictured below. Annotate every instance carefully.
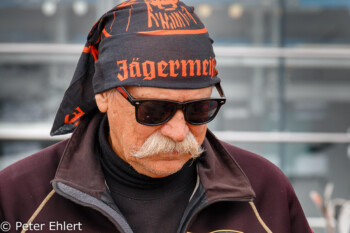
[51,0,220,136]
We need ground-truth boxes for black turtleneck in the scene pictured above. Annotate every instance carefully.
[98,115,197,233]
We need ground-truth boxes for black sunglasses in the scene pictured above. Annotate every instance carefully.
[115,84,226,126]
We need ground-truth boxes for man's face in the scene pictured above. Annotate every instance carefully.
[96,86,212,178]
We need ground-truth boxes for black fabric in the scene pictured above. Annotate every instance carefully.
[51,0,220,136]
[97,115,197,233]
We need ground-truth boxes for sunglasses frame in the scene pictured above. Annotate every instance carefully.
[115,83,226,126]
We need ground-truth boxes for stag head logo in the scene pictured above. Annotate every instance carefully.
[145,0,179,11]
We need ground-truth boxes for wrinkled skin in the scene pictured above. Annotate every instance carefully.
[95,86,212,178]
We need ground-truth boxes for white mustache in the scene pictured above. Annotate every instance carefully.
[129,131,204,159]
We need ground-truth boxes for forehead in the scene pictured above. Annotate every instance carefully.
[126,86,213,102]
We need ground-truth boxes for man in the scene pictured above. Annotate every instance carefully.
[0,1,313,232]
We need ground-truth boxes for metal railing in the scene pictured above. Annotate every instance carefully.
[2,43,350,58]
[1,123,350,143]
[1,43,350,143]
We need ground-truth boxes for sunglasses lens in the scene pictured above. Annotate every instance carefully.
[137,101,176,125]
[186,100,219,124]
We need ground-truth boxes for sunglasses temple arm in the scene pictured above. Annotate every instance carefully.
[116,86,135,103]
[215,83,226,98]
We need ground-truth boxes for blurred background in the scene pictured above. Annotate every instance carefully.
[0,0,350,232]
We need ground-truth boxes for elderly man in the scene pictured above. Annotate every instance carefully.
[0,1,313,233]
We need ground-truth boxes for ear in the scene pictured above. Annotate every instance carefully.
[95,92,109,113]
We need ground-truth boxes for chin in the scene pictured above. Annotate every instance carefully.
[140,157,191,178]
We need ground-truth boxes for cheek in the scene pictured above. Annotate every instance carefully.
[108,107,159,152]
[106,104,136,153]
[126,124,157,148]
[189,124,207,145]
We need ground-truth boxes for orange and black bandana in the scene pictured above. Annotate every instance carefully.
[51,0,221,135]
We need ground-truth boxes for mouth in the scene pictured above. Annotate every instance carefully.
[141,152,190,160]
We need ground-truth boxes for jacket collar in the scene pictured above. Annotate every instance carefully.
[52,112,106,199]
[53,112,255,201]
[198,130,255,201]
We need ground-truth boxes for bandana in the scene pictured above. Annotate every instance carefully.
[51,0,221,136]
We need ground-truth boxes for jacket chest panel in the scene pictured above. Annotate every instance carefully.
[187,201,268,233]
[28,194,118,233]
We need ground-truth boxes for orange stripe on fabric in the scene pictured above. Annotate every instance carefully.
[83,45,99,61]
[102,28,112,37]
[110,12,116,31]
[83,46,91,53]
[126,6,133,32]
[137,28,208,36]
[90,46,99,61]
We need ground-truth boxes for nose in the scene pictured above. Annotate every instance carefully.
[160,110,189,142]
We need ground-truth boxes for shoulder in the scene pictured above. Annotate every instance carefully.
[0,140,68,221]
[0,140,68,215]
[220,141,312,232]
[220,141,295,197]
[0,139,68,184]
[220,141,283,177]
